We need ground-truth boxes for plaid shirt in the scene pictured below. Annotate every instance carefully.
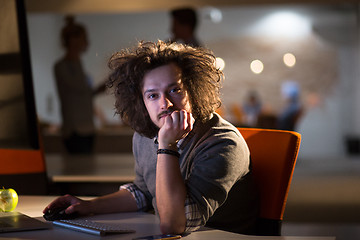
[120,183,203,232]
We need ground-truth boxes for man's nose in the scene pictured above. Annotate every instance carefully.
[160,95,173,109]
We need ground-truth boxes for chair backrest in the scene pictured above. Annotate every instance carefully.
[238,128,301,235]
[0,148,48,195]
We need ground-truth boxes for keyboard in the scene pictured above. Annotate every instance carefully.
[53,219,135,236]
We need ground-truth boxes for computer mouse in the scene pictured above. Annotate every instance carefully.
[43,207,78,221]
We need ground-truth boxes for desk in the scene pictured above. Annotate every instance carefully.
[1,196,335,240]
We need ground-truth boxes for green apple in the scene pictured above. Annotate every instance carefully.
[0,188,18,212]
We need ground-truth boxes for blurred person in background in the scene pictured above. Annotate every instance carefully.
[170,7,201,47]
[277,81,303,131]
[54,16,95,154]
[242,90,262,127]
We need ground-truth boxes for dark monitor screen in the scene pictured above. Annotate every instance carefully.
[0,0,39,150]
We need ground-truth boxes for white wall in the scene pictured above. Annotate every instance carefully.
[27,12,170,125]
[26,5,360,159]
[28,14,63,124]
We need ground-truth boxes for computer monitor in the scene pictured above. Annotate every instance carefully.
[0,0,47,195]
[0,0,39,150]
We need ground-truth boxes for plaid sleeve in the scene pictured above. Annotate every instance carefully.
[121,184,203,231]
[120,183,151,212]
[184,195,205,232]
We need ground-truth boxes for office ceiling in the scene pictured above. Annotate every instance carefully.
[25,0,359,14]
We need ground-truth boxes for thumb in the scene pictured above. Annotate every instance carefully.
[65,203,78,214]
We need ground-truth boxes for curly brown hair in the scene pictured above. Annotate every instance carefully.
[107,40,223,138]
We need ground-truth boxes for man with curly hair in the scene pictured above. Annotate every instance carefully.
[44,41,259,235]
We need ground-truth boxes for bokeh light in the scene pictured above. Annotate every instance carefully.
[283,53,296,67]
[215,57,225,71]
[250,59,264,74]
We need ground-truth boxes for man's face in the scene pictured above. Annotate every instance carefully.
[142,63,192,129]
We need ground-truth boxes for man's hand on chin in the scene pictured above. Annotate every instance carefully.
[158,110,194,149]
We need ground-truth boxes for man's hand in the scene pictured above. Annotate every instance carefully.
[158,110,194,149]
[43,190,138,217]
[43,194,92,216]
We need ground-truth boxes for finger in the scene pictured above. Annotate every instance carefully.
[43,207,49,214]
[68,200,91,216]
[44,195,74,212]
[45,197,64,209]
[190,113,195,125]
[43,197,64,213]
[179,110,186,130]
[170,110,180,127]
[188,112,194,130]
[65,202,79,214]
[185,112,193,132]
[164,114,173,128]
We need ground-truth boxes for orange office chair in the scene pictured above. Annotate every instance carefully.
[238,128,301,236]
[0,148,48,195]
[0,126,49,195]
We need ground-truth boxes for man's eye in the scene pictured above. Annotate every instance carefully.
[148,94,158,99]
[170,88,181,94]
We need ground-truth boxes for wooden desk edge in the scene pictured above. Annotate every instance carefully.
[52,175,135,183]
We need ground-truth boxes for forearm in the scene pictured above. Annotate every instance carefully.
[156,153,187,234]
[88,189,138,215]
[155,110,194,234]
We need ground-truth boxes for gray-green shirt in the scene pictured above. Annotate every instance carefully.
[131,113,259,234]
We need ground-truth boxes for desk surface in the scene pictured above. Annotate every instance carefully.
[1,196,335,240]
